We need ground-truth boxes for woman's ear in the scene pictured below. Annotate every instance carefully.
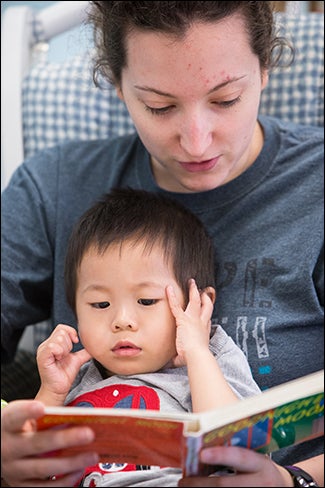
[115,85,124,101]
[203,286,216,304]
[261,69,269,91]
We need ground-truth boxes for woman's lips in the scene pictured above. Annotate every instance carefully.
[112,341,142,357]
[179,157,219,173]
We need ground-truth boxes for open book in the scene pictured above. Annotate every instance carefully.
[37,369,324,476]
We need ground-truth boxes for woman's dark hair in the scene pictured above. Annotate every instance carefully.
[65,188,215,314]
[87,1,293,86]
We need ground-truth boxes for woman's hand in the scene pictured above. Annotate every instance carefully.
[1,399,99,487]
[178,446,294,487]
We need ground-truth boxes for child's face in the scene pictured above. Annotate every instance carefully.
[75,241,184,376]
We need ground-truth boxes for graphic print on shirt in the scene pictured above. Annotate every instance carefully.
[68,384,160,486]
[216,257,279,376]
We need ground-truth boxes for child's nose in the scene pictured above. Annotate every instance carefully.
[111,306,138,331]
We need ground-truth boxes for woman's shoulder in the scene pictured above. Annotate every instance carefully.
[5,132,142,194]
[260,115,324,143]
[25,132,141,172]
[260,115,323,173]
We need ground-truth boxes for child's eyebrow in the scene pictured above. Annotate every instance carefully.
[135,281,166,290]
[81,284,110,294]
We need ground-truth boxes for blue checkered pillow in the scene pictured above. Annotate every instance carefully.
[259,13,324,127]
[22,12,324,162]
[22,53,135,158]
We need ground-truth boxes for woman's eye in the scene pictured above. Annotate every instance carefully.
[138,298,157,306]
[92,302,110,309]
[213,96,241,108]
[145,97,240,116]
[145,105,175,116]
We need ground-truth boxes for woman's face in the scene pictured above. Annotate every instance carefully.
[118,15,268,193]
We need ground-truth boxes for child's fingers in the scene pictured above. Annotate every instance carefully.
[166,284,184,318]
[74,348,92,368]
[41,325,79,357]
[51,324,80,344]
[188,278,201,304]
[167,280,213,326]
[186,278,205,317]
[200,291,214,323]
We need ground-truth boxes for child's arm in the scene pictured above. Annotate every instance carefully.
[35,324,91,406]
[167,279,238,412]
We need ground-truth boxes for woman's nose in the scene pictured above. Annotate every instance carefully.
[179,112,212,158]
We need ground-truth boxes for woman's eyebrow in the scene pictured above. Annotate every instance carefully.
[134,75,246,98]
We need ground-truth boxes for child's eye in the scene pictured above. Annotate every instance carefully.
[91,302,110,309]
[138,299,157,306]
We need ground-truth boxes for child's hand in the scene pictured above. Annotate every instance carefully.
[36,324,91,404]
[166,279,214,367]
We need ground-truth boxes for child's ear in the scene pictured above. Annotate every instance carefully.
[203,286,216,304]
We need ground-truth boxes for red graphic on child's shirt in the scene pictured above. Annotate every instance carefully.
[68,383,160,410]
[68,384,160,485]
